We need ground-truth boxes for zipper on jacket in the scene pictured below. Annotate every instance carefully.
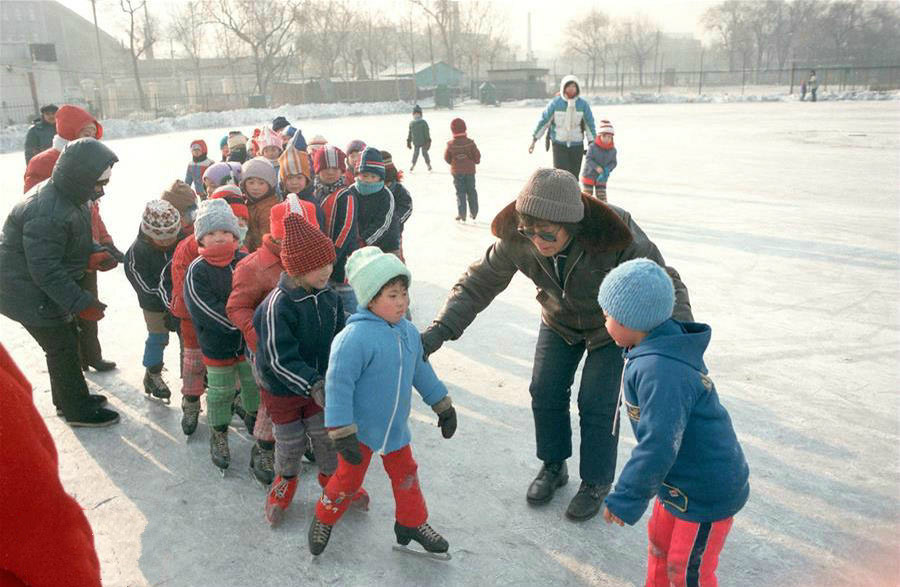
[380,331,404,455]
[534,248,583,300]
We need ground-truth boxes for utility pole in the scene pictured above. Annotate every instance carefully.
[90,0,106,117]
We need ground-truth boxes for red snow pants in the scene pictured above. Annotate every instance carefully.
[315,442,426,527]
[646,499,734,587]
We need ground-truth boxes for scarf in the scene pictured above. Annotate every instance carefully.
[562,97,578,135]
[595,136,615,150]
[313,175,346,203]
[198,240,238,267]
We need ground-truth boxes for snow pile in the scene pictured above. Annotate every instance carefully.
[0,100,417,154]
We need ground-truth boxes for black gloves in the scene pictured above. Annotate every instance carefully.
[421,322,453,360]
[330,426,362,465]
[431,396,456,439]
[163,312,180,332]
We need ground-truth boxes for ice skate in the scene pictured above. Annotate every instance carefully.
[250,442,275,486]
[392,522,450,561]
[181,396,201,437]
[210,428,230,474]
[143,366,171,404]
[265,475,298,527]
[308,518,334,556]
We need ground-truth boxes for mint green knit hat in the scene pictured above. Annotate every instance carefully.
[345,246,411,308]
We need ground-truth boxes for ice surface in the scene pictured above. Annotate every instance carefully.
[1,101,898,586]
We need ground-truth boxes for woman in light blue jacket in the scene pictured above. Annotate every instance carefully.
[529,75,596,179]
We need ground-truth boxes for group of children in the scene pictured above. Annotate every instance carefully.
[123,115,455,558]
[119,109,746,583]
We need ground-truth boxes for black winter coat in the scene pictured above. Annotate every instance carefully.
[0,138,118,327]
[183,251,248,360]
[24,119,55,163]
[354,184,403,252]
[124,231,180,312]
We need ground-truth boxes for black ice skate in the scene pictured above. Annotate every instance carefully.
[250,442,275,486]
[308,518,334,556]
[231,391,247,421]
[181,397,201,437]
[143,366,171,403]
[392,522,451,561]
[210,428,230,475]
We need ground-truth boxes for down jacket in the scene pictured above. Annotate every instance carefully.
[0,138,117,327]
[532,75,596,147]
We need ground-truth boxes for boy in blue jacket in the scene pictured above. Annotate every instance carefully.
[581,120,617,202]
[597,259,749,587]
[183,199,259,473]
[308,246,457,557]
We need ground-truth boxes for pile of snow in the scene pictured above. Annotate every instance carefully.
[0,99,420,155]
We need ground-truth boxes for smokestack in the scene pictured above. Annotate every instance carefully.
[527,12,533,62]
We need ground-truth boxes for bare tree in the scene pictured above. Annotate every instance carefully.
[456,0,508,82]
[562,9,611,89]
[410,0,459,67]
[621,14,658,86]
[169,0,207,91]
[822,0,865,63]
[701,0,753,71]
[301,0,355,79]
[207,0,300,95]
[120,0,155,109]
[770,0,821,69]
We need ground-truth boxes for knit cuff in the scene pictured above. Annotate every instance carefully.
[328,424,358,440]
[431,396,452,415]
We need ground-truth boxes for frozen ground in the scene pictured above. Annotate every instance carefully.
[1,101,898,586]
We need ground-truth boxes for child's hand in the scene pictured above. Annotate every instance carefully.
[310,380,326,408]
[603,506,624,526]
[596,166,604,174]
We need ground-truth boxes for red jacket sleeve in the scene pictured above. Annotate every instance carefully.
[91,202,114,246]
[0,344,102,587]
[226,257,261,353]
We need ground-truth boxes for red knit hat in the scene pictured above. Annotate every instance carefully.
[270,193,320,239]
[280,213,336,277]
[313,145,347,174]
[190,139,208,154]
[209,185,249,220]
[450,118,466,136]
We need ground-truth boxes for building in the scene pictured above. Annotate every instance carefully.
[379,61,465,89]
[486,66,549,100]
[0,0,130,125]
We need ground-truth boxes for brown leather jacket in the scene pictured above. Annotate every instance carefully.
[433,196,692,350]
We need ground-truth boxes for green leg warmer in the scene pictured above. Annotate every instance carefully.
[206,365,237,428]
[236,360,260,415]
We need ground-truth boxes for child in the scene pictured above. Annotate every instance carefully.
[308,246,457,556]
[168,186,250,437]
[345,139,367,173]
[183,199,259,473]
[219,135,229,162]
[381,151,412,260]
[258,127,283,186]
[406,105,431,172]
[185,140,213,197]
[313,145,359,315]
[125,199,184,402]
[253,213,367,525]
[307,134,328,157]
[597,259,750,587]
[444,118,481,222]
[278,146,324,227]
[241,157,278,253]
[227,131,249,164]
[202,161,240,198]
[352,148,402,256]
[226,194,320,486]
[581,120,617,202]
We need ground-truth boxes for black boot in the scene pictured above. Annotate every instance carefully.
[65,406,120,428]
[56,394,107,416]
[526,461,568,505]
[308,518,334,556]
[84,358,117,372]
[394,522,449,553]
[565,482,611,521]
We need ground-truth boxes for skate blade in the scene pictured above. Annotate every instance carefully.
[392,545,451,561]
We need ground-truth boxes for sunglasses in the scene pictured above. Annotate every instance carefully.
[95,179,110,187]
[517,225,561,242]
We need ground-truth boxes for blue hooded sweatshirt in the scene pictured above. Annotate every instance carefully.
[325,309,448,454]
[604,319,750,525]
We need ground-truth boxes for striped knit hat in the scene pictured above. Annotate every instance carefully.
[278,146,312,184]
[270,193,320,239]
[598,120,614,135]
[209,185,249,220]
[313,144,347,174]
[355,147,385,179]
[280,213,335,277]
[141,200,181,240]
[258,126,283,154]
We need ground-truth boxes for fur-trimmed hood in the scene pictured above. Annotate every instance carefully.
[490,195,633,255]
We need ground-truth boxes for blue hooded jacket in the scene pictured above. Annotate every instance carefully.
[325,309,448,454]
[604,319,750,525]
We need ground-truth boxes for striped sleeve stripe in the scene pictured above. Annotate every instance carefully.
[365,188,394,245]
[157,259,172,307]
[126,248,157,296]
[264,290,310,392]
[334,192,355,249]
[184,258,236,330]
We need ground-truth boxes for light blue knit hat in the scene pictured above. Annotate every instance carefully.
[345,246,411,308]
[597,258,674,332]
[194,198,240,242]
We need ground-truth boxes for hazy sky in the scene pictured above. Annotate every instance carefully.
[57,0,718,58]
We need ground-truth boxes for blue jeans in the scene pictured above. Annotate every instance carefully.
[452,174,478,219]
[528,322,623,485]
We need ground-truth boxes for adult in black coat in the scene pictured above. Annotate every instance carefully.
[0,138,121,427]
[23,104,58,163]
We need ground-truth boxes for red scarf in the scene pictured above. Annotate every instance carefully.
[198,240,238,267]
[595,136,615,150]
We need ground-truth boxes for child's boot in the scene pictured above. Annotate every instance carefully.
[394,521,449,554]
[210,427,230,471]
[308,517,334,555]
[181,396,201,436]
[143,364,172,403]
[265,475,298,526]
[251,441,275,486]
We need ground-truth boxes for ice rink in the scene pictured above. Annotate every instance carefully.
[1,100,898,586]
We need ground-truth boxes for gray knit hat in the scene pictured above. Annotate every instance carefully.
[194,198,240,242]
[241,156,277,189]
[515,168,584,223]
